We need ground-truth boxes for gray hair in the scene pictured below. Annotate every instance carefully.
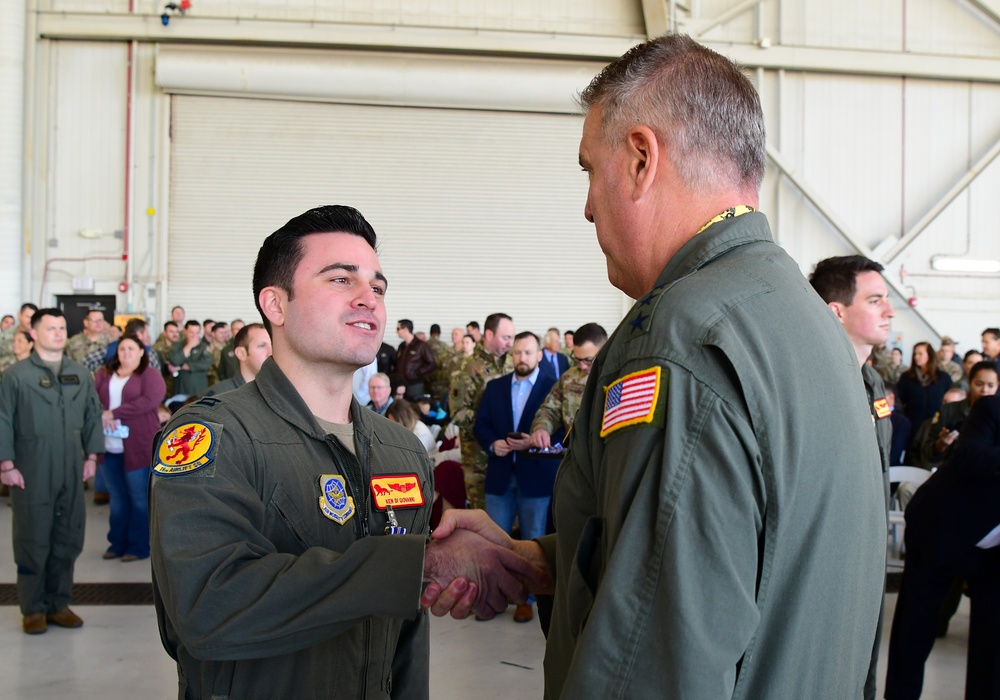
[369,372,391,386]
[579,34,766,192]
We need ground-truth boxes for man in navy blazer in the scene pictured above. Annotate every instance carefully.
[885,392,1000,699]
[539,328,569,381]
[474,331,563,623]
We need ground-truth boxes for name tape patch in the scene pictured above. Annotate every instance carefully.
[370,474,425,510]
[873,398,891,419]
[154,422,217,475]
[600,367,661,438]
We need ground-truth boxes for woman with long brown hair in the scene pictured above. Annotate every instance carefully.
[94,334,166,561]
[896,341,953,431]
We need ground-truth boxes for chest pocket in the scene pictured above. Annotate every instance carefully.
[265,483,322,555]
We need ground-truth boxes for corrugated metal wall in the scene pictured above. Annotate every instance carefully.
[10,0,1000,352]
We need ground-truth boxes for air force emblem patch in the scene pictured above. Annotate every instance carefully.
[154,422,218,475]
[319,474,356,525]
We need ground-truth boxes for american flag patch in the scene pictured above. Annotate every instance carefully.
[600,367,661,437]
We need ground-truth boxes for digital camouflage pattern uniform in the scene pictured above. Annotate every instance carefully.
[448,344,512,509]
[64,331,109,364]
[426,337,455,401]
[152,335,175,396]
[530,365,589,442]
[0,327,19,374]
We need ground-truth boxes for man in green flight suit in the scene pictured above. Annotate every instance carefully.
[448,313,514,509]
[149,206,544,699]
[0,307,103,634]
[167,320,214,396]
[424,34,886,699]
[809,255,895,700]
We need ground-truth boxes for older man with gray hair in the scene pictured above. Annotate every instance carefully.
[424,33,885,698]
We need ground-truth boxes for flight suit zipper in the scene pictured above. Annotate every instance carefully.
[325,436,368,538]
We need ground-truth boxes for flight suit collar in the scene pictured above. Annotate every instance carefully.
[652,211,772,292]
[253,357,375,444]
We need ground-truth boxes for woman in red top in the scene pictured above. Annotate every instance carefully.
[94,334,166,561]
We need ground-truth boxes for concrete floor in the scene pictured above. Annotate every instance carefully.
[0,496,969,699]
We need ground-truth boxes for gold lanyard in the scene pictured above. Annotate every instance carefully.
[696,205,756,235]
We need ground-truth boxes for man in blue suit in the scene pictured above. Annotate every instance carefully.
[474,331,562,623]
[539,328,569,380]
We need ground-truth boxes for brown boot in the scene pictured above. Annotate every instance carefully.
[93,492,109,505]
[513,603,534,623]
[22,613,47,635]
[47,607,83,628]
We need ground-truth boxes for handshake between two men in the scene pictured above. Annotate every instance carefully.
[421,509,553,619]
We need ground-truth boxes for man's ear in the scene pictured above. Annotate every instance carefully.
[258,287,287,330]
[625,125,660,200]
[234,346,248,362]
[828,301,846,322]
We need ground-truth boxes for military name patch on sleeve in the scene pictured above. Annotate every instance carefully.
[154,422,219,475]
[600,366,662,438]
[873,398,891,419]
[319,474,356,525]
[370,474,425,510]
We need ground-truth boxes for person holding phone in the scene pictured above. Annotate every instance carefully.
[94,333,166,562]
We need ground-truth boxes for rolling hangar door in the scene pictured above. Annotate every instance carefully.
[160,47,626,338]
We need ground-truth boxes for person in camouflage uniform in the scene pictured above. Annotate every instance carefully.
[426,324,456,402]
[65,309,110,363]
[448,313,515,509]
[153,321,181,396]
[530,323,608,449]
[0,304,37,374]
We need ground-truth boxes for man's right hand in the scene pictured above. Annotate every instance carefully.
[530,429,551,449]
[421,510,553,618]
[0,460,24,489]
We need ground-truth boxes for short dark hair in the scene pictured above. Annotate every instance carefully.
[164,321,178,331]
[809,256,885,306]
[203,319,215,331]
[171,305,184,313]
[969,360,999,384]
[234,322,265,351]
[983,328,1000,341]
[21,303,38,314]
[213,321,228,331]
[31,307,63,328]
[573,323,608,346]
[123,317,147,336]
[184,320,201,329]
[15,330,33,346]
[965,349,984,362]
[463,334,475,343]
[466,321,480,331]
[514,331,539,345]
[398,319,414,333]
[253,205,378,334]
[484,313,512,335]
[430,324,441,335]
[1,314,13,323]
[105,334,150,375]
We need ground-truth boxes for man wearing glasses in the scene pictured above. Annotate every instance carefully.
[530,323,607,450]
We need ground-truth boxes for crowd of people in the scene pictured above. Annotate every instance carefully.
[0,32,997,700]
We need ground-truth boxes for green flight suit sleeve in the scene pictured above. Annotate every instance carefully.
[150,418,427,661]
[549,363,764,698]
[185,344,215,373]
[81,375,105,456]
[0,370,18,461]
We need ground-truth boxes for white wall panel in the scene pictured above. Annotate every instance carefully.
[37,41,128,307]
[905,0,1000,58]
[167,95,620,337]
[48,0,645,36]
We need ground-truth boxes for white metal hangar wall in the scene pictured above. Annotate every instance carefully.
[6,0,1000,351]
[159,49,621,336]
